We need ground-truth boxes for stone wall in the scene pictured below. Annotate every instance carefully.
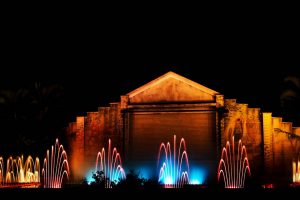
[64,72,300,186]
[66,103,122,181]
[263,114,300,185]
[222,99,263,182]
[66,97,300,185]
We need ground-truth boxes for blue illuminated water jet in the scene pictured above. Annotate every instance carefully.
[95,139,126,188]
[157,135,190,188]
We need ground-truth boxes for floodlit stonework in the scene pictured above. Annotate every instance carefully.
[66,71,300,185]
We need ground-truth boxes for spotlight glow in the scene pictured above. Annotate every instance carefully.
[165,176,173,185]
[190,167,206,185]
[85,169,94,185]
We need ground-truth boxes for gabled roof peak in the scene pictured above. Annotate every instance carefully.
[127,71,219,98]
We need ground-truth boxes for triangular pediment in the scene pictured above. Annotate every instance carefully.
[127,71,220,104]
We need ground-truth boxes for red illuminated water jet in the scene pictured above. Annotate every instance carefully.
[95,139,126,188]
[218,136,251,188]
[42,138,70,188]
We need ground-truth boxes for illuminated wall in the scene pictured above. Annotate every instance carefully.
[262,113,273,181]
[66,105,122,181]
[126,110,217,181]
[84,112,101,171]
[262,114,300,184]
[121,72,222,183]
[221,100,263,182]
[66,72,223,183]
[66,117,85,181]
[65,71,300,186]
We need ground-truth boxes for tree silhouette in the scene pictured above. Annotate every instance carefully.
[0,81,66,156]
[91,171,111,188]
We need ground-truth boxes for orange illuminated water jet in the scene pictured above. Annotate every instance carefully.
[293,155,300,183]
[0,155,40,187]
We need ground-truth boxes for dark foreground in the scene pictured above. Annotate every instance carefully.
[1,188,300,199]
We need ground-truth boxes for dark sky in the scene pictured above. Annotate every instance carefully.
[2,24,297,115]
[0,8,299,155]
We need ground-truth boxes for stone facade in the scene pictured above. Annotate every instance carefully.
[262,116,300,185]
[221,100,263,183]
[66,71,300,185]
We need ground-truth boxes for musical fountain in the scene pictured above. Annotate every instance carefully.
[0,157,4,185]
[157,135,190,188]
[95,139,126,188]
[217,136,251,188]
[0,155,40,188]
[293,155,300,183]
[42,138,70,188]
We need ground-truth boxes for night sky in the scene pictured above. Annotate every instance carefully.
[0,9,299,157]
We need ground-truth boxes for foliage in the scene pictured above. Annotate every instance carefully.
[115,169,160,189]
[0,82,66,155]
[90,171,108,188]
[81,177,88,185]
[85,170,161,189]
